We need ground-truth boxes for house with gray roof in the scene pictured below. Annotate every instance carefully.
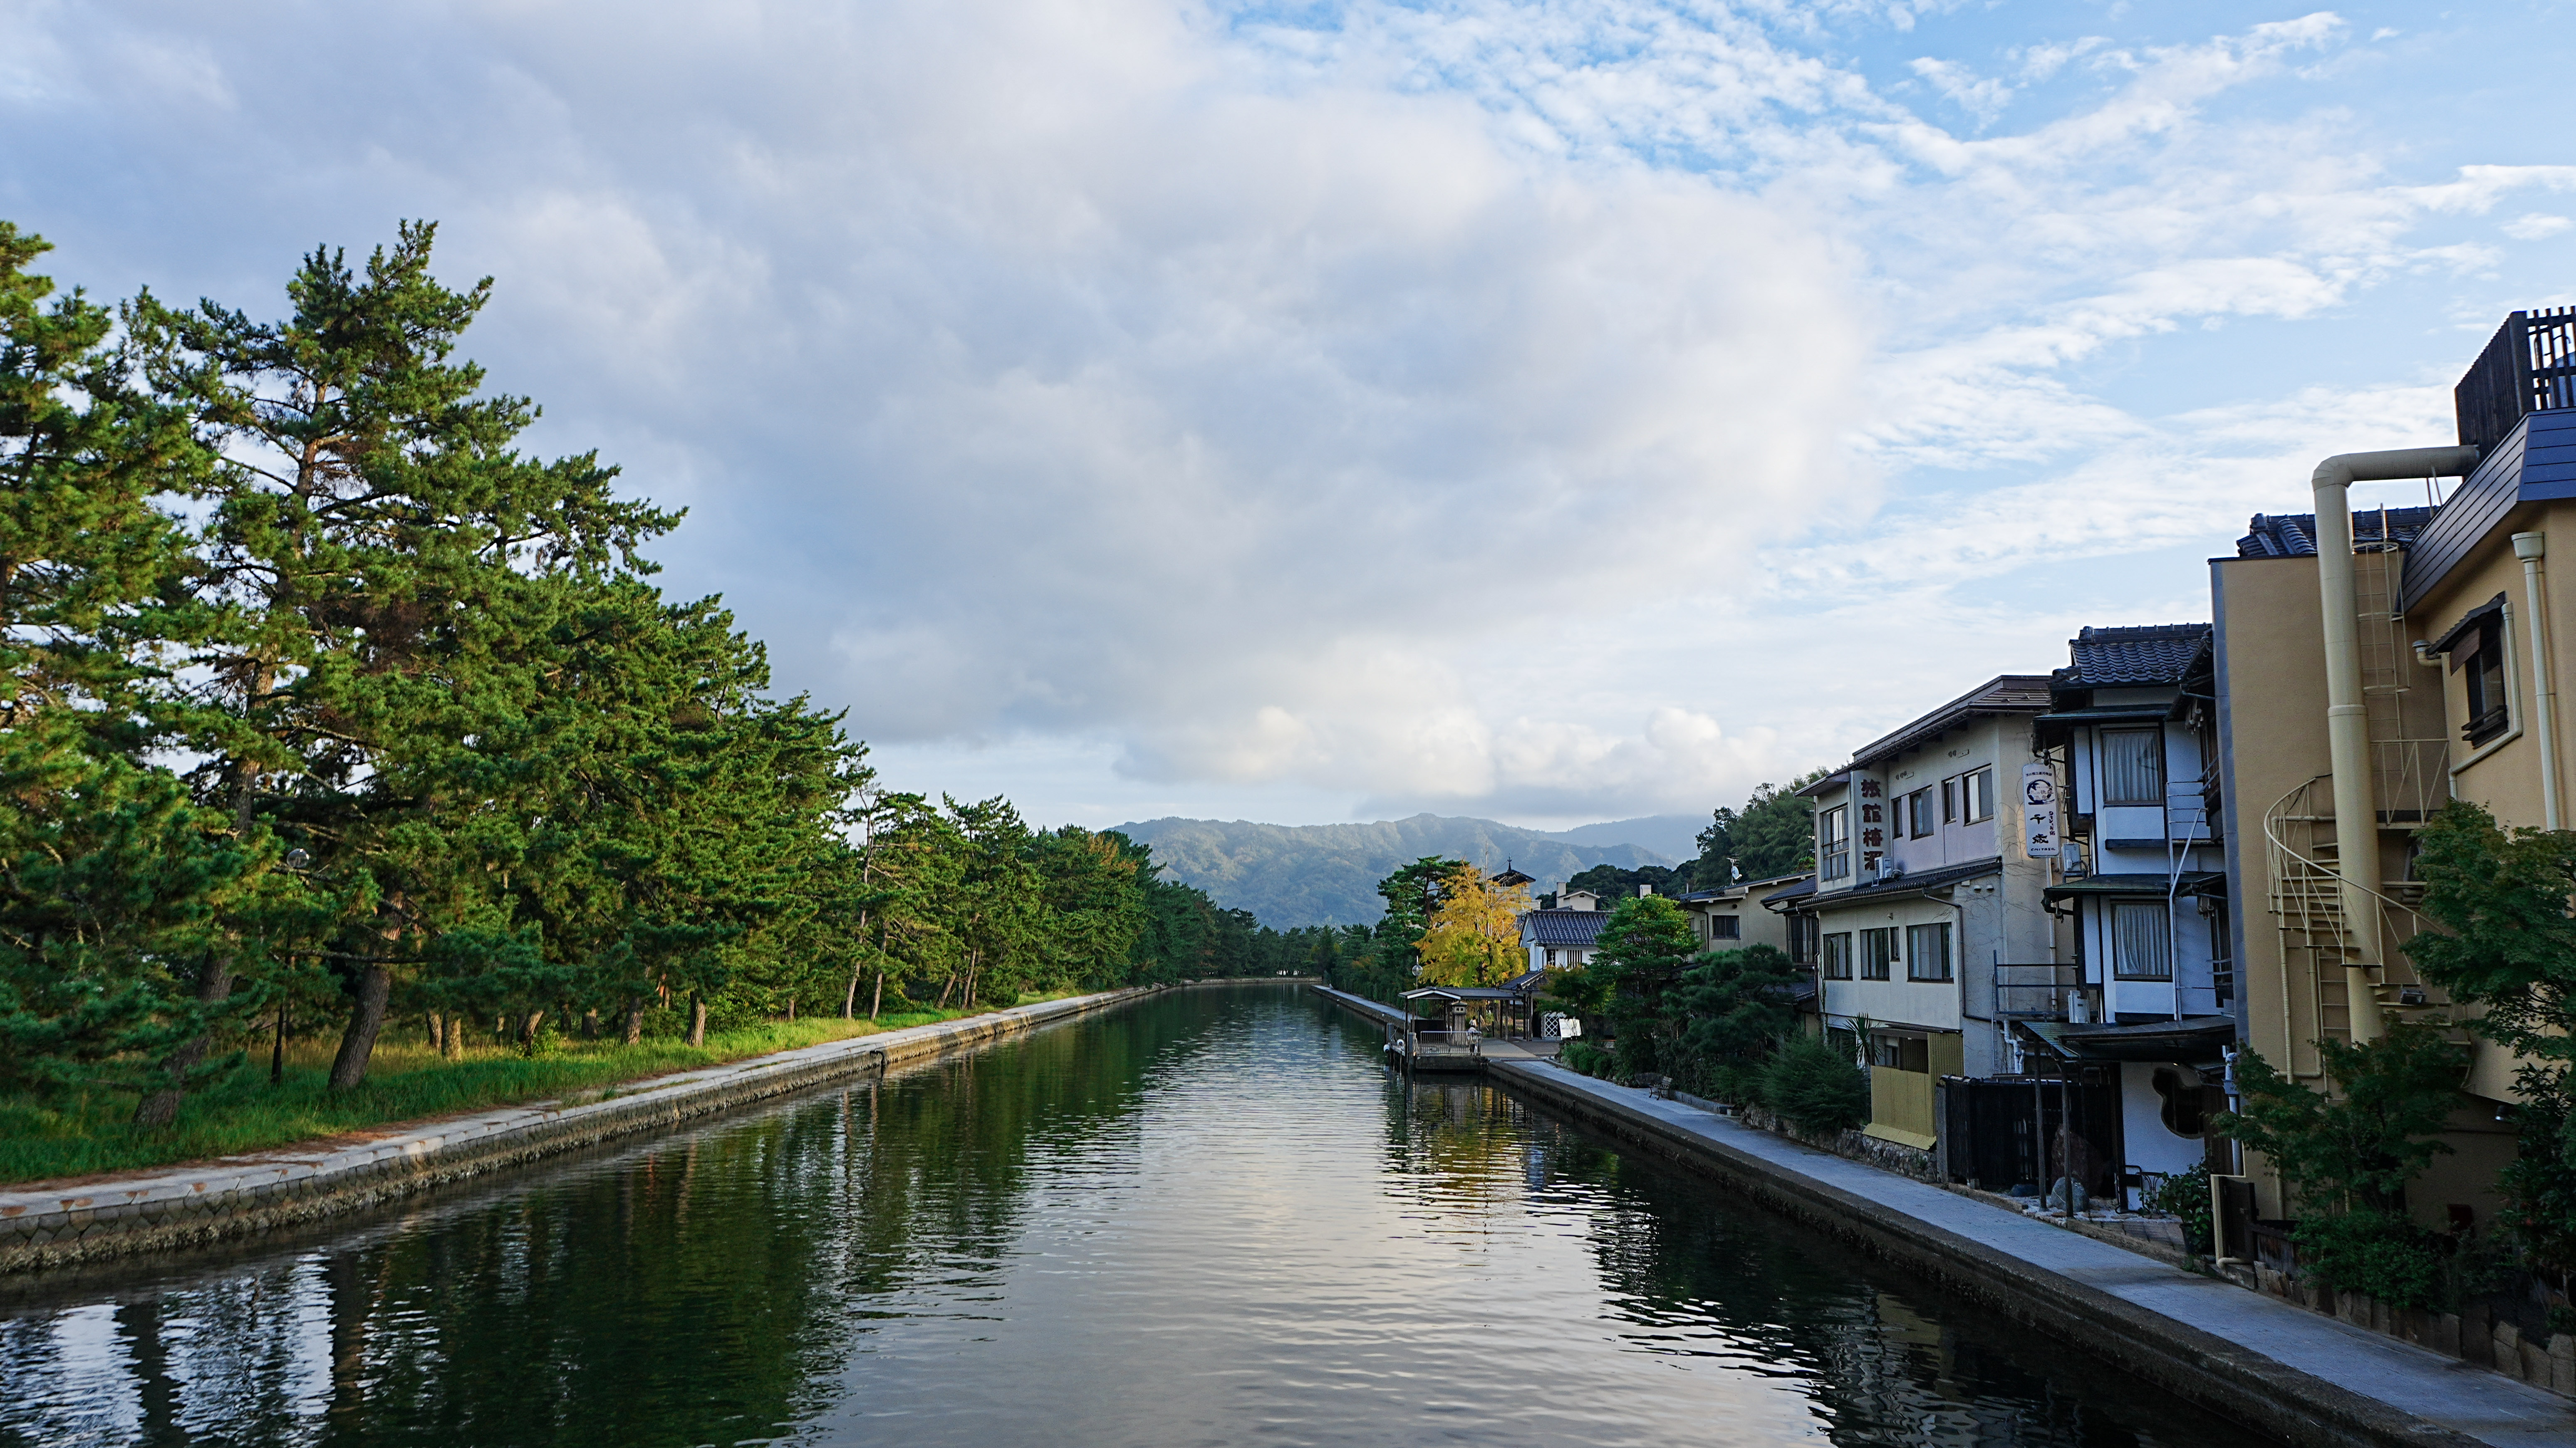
[1787,674,2061,1155]
[2027,621,2232,1186]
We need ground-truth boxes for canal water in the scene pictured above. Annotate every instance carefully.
[0,986,2271,1448]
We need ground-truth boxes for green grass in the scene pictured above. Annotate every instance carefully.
[0,991,1089,1186]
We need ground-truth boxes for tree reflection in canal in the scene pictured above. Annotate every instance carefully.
[1,989,2267,1448]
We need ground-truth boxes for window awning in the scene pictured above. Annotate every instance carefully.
[2431,592,2509,656]
[2036,705,2176,727]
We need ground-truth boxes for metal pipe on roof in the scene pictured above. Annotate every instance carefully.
[2310,445,2479,1043]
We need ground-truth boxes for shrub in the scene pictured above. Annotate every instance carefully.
[2151,1163,2214,1256]
[2293,1210,2445,1311]
[1560,1040,1613,1078]
[1762,1035,1868,1136]
[1611,1032,1660,1081]
[1694,1059,1766,1109]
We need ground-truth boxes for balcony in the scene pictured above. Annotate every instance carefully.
[1995,962,2080,1019]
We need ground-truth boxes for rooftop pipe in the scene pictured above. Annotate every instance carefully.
[2311,445,2479,1042]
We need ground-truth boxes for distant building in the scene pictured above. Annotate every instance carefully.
[1675,871,1806,957]
[1520,908,1608,972]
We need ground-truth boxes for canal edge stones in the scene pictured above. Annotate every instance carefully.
[0,983,1209,1278]
[1483,1056,2490,1448]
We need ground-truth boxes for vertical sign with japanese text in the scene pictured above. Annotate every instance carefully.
[2021,761,2059,861]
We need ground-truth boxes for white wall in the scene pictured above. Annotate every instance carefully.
[2118,1060,2209,1180]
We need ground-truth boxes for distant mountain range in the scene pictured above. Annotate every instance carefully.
[1110,813,1681,928]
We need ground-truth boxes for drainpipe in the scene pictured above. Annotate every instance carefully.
[2516,533,2563,832]
[2311,445,2480,1042]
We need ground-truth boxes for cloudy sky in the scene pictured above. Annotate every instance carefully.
[6,0,2574,831]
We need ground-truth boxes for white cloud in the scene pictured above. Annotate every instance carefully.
[1909,56,2011,126]
[7,0,2575,829]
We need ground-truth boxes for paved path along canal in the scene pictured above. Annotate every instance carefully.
[0,987,2368,1446]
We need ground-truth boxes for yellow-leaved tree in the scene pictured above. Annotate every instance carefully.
[1414,865,1531,987]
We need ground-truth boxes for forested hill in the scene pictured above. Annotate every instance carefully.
[1112,814,1673,928]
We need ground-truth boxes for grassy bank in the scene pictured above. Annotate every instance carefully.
[0,993,1084,1186]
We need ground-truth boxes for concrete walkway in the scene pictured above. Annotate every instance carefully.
[1490,1057,2576,1448]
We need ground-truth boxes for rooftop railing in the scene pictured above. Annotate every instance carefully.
[2457,307,2576,453]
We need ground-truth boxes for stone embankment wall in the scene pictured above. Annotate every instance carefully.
[1,984,1183,1277]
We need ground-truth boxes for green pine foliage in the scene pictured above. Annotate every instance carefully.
[0,220,1323,1171]
[1759,1035,1869,1136]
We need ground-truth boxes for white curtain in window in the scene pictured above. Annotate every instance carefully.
[2102,730,2164,806]
[2112,901,2173,979]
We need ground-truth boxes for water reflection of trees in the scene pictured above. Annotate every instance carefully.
[0,990,1238,1448]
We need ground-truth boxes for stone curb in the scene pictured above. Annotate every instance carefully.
[0,985,1171,1277]
[1486,1057,2482,1448]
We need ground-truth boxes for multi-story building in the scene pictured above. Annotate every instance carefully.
[2034,624,2229,1021]
[1797,676,2061,1152]
[2203,307,2576,1225]
[2007,623,2235,1186]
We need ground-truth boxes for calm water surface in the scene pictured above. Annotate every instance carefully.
[0,988,2272,1448]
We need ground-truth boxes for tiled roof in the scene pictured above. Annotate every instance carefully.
[2053,623,2211,689]
[1850,676,2055,770]
[2237,507,2434,558]
[1520,910,1610,947]
[1808,856,2003,910]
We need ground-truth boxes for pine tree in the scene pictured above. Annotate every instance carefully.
[129,222,676,1099]
[0,223,272,1104]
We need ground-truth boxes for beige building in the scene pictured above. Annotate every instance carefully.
[2206,307,2576,1224]
[1675,871,1807,956]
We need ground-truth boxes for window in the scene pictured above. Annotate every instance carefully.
[1708,914,1741,940]
[2458,613,2511,746]
[1819,804,1850,880]
[1821,932,1853,978]
[2101,729,2164,806]
[1870,1034,1927,1070]
[1956,767,1994,824]
[1906,922,1953,981]
[1860,926,1897,980]
[2112,901,2173,979]
[1941,777,1958,824]
[1906,787,1934,838]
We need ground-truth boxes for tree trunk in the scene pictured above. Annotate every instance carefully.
[427,1011,445,1056]
[935,974,954,1010]
[582,1009,598,1040]
[622,997,644,1045]
[441,1010,464,1060]
[688,993,706,1047]
[518,1010,546,1051]
[134,953,235,1126]
[328,963,393,1091]
[844,964,862,1019]
[870,970,884,1022]
[785,995,795,1023]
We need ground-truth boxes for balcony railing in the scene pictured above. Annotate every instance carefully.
[1994,962,2079,1019]
[2457,307,2576,453]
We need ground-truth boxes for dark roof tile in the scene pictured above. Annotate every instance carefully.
[2052,622,2211,689]
[2237,507,2433,559]
[1520,911,1610,947]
